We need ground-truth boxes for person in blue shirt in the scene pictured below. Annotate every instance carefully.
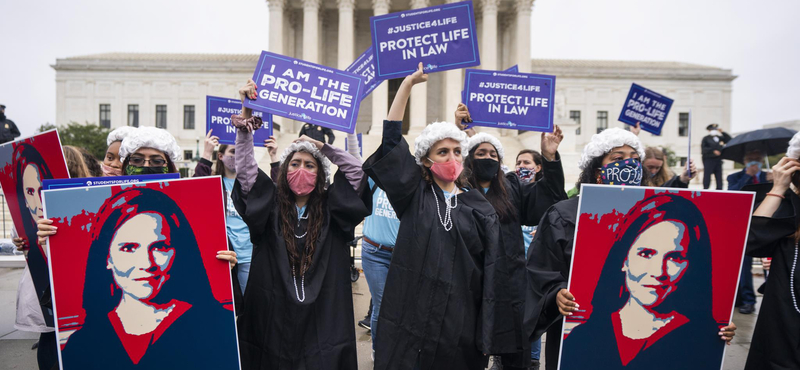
[728,149,771,315]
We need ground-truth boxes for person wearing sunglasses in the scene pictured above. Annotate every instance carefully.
[118,127,182,175]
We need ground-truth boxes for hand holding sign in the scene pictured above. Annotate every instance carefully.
[406,62,429,85]
[680,159,698,184]
[454,103,472,130]
[541,125,563,161]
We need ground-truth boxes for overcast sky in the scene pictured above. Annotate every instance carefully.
[2,0,798,138]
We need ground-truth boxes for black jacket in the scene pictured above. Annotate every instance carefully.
[0,119,20,144]
[700,132,732,159]
[299,124,335,144]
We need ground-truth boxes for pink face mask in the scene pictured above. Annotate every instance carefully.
[428,158,463,183]
[101,163,122,177]
[287,168,317,196]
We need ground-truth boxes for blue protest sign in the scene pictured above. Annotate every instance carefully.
[245,51,365,134]
[370,1,480,80]
[42,174,180,190]
[344,133,363,157]
[618,83,674,136]
[462,65,521,104]
[463,69,556,132]
[346,46,381,101]
[207,95,273,146]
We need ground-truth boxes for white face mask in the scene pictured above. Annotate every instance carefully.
[710,130,721,136]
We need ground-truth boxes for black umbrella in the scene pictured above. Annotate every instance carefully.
[721,127,797,163]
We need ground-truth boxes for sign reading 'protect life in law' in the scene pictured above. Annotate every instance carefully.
[463,69,556,132]
[370,1,480,80]
[244,51,365,134]
[207,96,273,146]
[346,46,381,101]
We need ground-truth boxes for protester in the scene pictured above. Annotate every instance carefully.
[118,126,182,175]
[363,63,507,370]
[729,149,770,315]
[0,104,21,144]
[299,122,335,144]
[742,134,800,369]
[102,126,137,177]
[231,80,369,369]
[515,149,544,183]
[701,123,732,189]
[456,103,566,370]
[63,145,101,178]
[641,146,697,187]
[524,128,737,370]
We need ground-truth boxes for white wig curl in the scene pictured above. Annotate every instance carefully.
[118,127,182,162]
[413,121,469,166]
[106,126,137,146]
[787,131,800,159]
[578,128,645,170]
[279,141,332,180]
[465,132,505,160]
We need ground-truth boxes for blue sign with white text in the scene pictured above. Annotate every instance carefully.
[462,65,522,105]
[618,83,674,136]
[42,174,180,190]
[370,1,480,80]
[344,133,363,157]
[346,46,381,101]
[245,51,365,134]
[207,95,273,146]
[463,69,556,132]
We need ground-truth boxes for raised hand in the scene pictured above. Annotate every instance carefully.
[454,103,472,131]
[406,62,428,86]
[203,129,219,161]
[265,135,279,162]
[238,79,258,103]
[541,125,563,161]
[295,135,324,150]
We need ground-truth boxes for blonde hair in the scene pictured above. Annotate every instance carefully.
[62,145,93,178]
[643,146,674,187]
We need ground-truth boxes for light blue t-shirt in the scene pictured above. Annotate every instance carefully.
[522,225,537,256]
[223,177,252,264]
[362,178,400,247]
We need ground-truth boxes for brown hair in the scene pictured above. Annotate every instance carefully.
[214,144,230,177]
[276,151,327,274]
[465,147,517,224]
[62,145,93,178]
[642,147,674,187]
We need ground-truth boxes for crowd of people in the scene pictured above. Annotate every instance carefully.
[7,63,799,370]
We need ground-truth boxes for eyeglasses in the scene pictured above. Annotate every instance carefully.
[129,156,167,166]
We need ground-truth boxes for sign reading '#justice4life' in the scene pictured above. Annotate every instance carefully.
[244,51,365,134]
[207,96,273,146]
[346,46,381,101]
[463,69,556,132]
[618,83,674,136]
[370,1,480,80]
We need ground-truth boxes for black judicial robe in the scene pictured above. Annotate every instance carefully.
[495,160,567,367]
[363,136,505,370]
[743,183,800,370]
[232,169,369,370]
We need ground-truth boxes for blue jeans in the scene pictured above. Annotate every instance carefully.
[361,240,393,347]
[531,337,541,360]
[738,256,756,306]
[238,262,251,295]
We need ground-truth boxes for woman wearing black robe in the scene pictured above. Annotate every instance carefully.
[363,64,505,370]
[523,128,737,370]
[743,154,800,370]
[230,80,369,370]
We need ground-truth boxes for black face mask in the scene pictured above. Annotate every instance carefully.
[0,112,5,122]
[473,158,500,181]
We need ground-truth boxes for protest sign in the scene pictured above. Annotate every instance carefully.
[207,96,273,146]
[558,185,754,370]
[462,65,522,106]
[344,133,363,157]
[43,177,240,369]
[687,109,693,177]
[43,173,180,190]
[463,69,556,132]
[346,46,381,101]
[0,130,69,326]
[618,83,674,136]
[245,51,365,134]
[370,1,480,80]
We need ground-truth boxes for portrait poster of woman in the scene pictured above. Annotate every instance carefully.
[0,129,69,326]
[558,185,755,370]
[42,177,240,370]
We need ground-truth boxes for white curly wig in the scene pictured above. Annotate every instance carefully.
[578,128,645,170]
[413,121,469,166]
[787,131,800,159]
[465,132,505,160]
[118,127,182,162]
[106,126,137,146]
[278,141,332,180]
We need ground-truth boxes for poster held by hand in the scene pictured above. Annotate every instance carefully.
[207,95,273,146]
[346,46,381,101]
[618,83,674,136]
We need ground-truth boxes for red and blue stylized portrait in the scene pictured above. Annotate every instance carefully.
[559,185,755,370]
[0,130,69,326]
[42,177,240,370]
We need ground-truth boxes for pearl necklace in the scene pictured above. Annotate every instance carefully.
[792,243,799,314]
[294,213,308,239]
[292,264,306,302]
[431,184,458,231]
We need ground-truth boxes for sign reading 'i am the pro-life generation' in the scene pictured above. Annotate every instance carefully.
[463,69,556,132]
[618,83,674,136]
[370,1,480,80]
[244,51,365,134]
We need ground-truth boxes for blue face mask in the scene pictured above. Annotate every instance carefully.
[600,159,642,186]
[745,161,763,171]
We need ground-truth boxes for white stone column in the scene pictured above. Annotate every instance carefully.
[408,0,429,136]
[337,0,356,70]
[515,0,534,73]
[302,0,320,63]
[268,0,285,54]
[371,0,391,134]
[443,0,463,122]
